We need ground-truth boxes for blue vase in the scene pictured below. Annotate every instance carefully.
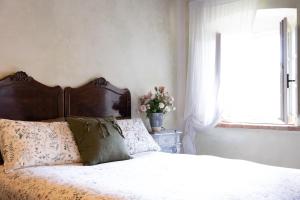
[149,113,163,132]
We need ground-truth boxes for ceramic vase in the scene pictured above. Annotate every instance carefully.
[149,113,163,132]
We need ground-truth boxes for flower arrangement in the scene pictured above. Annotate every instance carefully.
[139,86,176,117]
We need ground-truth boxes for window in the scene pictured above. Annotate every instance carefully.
[220,9,297,125]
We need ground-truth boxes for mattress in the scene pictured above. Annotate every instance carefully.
[1,152,300,200]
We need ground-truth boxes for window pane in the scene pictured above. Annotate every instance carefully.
[220,9,297,124]
[221,31,281,123]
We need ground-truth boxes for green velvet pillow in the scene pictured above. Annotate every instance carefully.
[67,116,130,165]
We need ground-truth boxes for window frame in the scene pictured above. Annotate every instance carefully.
[218,9,298,127]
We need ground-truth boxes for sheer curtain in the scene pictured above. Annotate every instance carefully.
[183,0,257,154]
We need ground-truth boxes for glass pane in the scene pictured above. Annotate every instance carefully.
[221,32,281,123]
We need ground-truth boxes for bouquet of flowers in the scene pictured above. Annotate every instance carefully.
[139,86,176,117]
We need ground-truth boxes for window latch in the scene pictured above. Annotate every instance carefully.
[287,74,296,88]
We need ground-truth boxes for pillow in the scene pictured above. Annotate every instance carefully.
[67,117,130,165]
[0,119,81,172]
[0,119,67,165]
[117,118,161,155]
[0,117,65,166]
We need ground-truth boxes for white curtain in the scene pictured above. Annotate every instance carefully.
[183,0,258,154]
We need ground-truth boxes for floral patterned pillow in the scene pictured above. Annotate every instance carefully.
[117,118,160,155]
[0,119,81,172]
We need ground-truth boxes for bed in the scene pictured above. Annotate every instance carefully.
[0,71,300,200]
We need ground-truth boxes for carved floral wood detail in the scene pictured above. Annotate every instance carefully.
[9,71,33,82]
[92,77,108,86]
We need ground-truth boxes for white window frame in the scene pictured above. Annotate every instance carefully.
[219,9,298,125]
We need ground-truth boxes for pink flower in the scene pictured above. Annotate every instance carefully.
[146,91,153,99]
[170,96,174,102]
[139,96,147,105]
[159,86,165,93]
[139,105,147,112]
[163,92,169,97]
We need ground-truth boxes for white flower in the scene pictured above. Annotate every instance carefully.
[173,107,176,111]
[170,96,174,102]
[139,105,147,112]
[165,106,171,112]
[159,102,165,109]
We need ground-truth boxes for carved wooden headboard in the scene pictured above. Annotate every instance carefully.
[0,71,131,120]
[64,77,131,119]
[0,72,64,121]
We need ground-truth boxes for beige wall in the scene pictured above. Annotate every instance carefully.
[195,0,300,169]
[197,128,300,169]
[175,0,189,130]
[0,0,182,128]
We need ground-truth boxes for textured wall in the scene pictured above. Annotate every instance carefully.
[197,128,300,169]
[0,0,181,128]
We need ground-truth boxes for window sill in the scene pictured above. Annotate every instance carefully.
[217,122,300,131]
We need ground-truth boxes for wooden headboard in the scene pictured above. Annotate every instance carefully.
[0,71,131,120]
[64,77,131,119]
[0,71,64,121]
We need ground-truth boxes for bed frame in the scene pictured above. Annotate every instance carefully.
[0,71,131,120]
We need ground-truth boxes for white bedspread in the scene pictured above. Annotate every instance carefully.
[1,152,300,200]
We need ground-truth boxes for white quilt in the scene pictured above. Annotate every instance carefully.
[1,152,300,200]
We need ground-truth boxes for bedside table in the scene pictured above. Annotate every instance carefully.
[150,129,183,153]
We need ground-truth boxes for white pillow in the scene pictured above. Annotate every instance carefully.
[117,118,160,155]
[0,119,81,172]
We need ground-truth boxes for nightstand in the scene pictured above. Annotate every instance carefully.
[150,129,183,153]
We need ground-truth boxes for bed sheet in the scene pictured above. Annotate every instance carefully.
[1,152,300,200]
